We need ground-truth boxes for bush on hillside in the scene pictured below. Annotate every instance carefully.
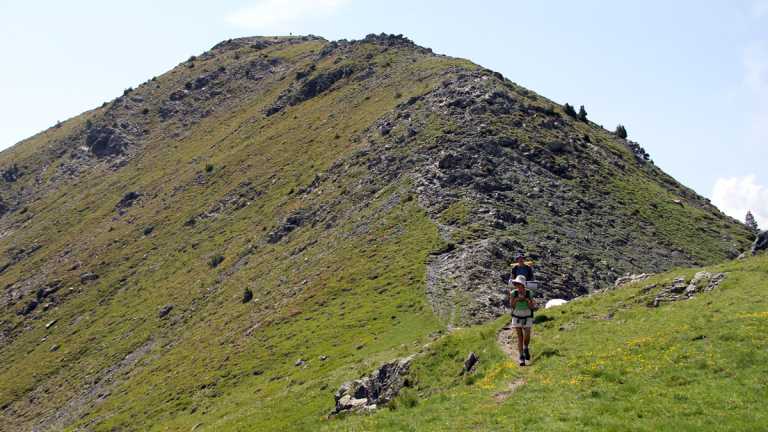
[204,164,213,172]
[578,105,588,122]
[188,55,196,62]
[242,288,253,303]
[208,253,224,269]
[615,124,628,139]
[141,108,149,115]
[563,103,577,118]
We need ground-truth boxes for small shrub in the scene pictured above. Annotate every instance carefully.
[123,87,133,95]
[141,108,149,115]
[363,95,371,100]
[242,288,253,303]
[563,103,577,118]
[188,55,197,62]
[19,206,28,214]
[234,52,240,60]
[204,164,214,172]
[85,119,92,129]
[386,399,397,411]
[287,187,295,195]
[184,81,192,90]
[395,111,403,120]
[151,76,156,81]
[483,164,494,173]
[583,134,591,143]
[394,91,402,99]
[578,105,588,122]
[333,133,340,139]
[208,253,225,269]
[401,395,418,408]
[218,65,226,72]
[188,63,195,69]
[615,124,628,139]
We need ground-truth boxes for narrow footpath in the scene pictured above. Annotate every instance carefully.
[494,318,531,403]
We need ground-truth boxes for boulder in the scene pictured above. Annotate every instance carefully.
[144,226,154,236]
[118,191,140,208]
[463,352,478,373]
[80,273,99,283]
[85,127,134,157]
[751,230,768,256]
[159,304,174,318]
[329,353,418,417]
[546,141,563,152]
[614,273,652,287]
[20,299,38,315]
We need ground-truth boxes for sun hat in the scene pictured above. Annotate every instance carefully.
[512,275,527,286]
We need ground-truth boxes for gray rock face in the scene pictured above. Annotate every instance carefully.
[649,271,728,306]
[752,230,768,256]
[85,127,134,157]
[20,299,38,315]
[463,352,478,373]
[328,353,418,417]
[118,191,141,208]
[159,304,174,318]
[80,273,99,283]
[613,273,652,288]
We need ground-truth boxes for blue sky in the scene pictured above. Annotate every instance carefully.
[1,0,767,227]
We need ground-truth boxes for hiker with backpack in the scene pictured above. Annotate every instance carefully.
[510,275,534,366]
[510,253,534,282]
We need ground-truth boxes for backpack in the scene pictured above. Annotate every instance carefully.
[511,263,534,281]
[510,289,534,319]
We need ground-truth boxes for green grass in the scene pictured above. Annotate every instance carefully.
[0,35,758,432]
[309,254,768,431]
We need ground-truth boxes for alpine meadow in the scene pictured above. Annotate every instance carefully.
[0,35,764,431]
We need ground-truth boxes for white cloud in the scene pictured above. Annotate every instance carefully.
[711,174,768,230]
[224,0,351,32]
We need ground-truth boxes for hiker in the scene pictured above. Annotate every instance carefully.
[511,253,534,281]
[510,275,534,366]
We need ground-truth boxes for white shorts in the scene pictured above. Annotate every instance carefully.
[512,317,532,328]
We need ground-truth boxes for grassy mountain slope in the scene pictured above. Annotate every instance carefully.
[306,254,768,431]
[0,34,757,431]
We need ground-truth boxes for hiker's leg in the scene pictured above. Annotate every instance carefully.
[523,327,531,347]
[515,326,524,353]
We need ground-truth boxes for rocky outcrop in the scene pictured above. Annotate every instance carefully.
[614,273,652,288]
[647,272,727,306]
[463,352,479,373]
[752,230,768,256]
[85,127,134,157]
[158,304,174,319]
[328,353,419,417]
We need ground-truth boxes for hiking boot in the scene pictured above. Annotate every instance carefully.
[519,354,525,366]
[524,347,530,361]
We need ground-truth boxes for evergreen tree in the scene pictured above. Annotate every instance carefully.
[746,211,759,233]
[578,105,588,122]
[563,103,577,118]
[615,124,627,139]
